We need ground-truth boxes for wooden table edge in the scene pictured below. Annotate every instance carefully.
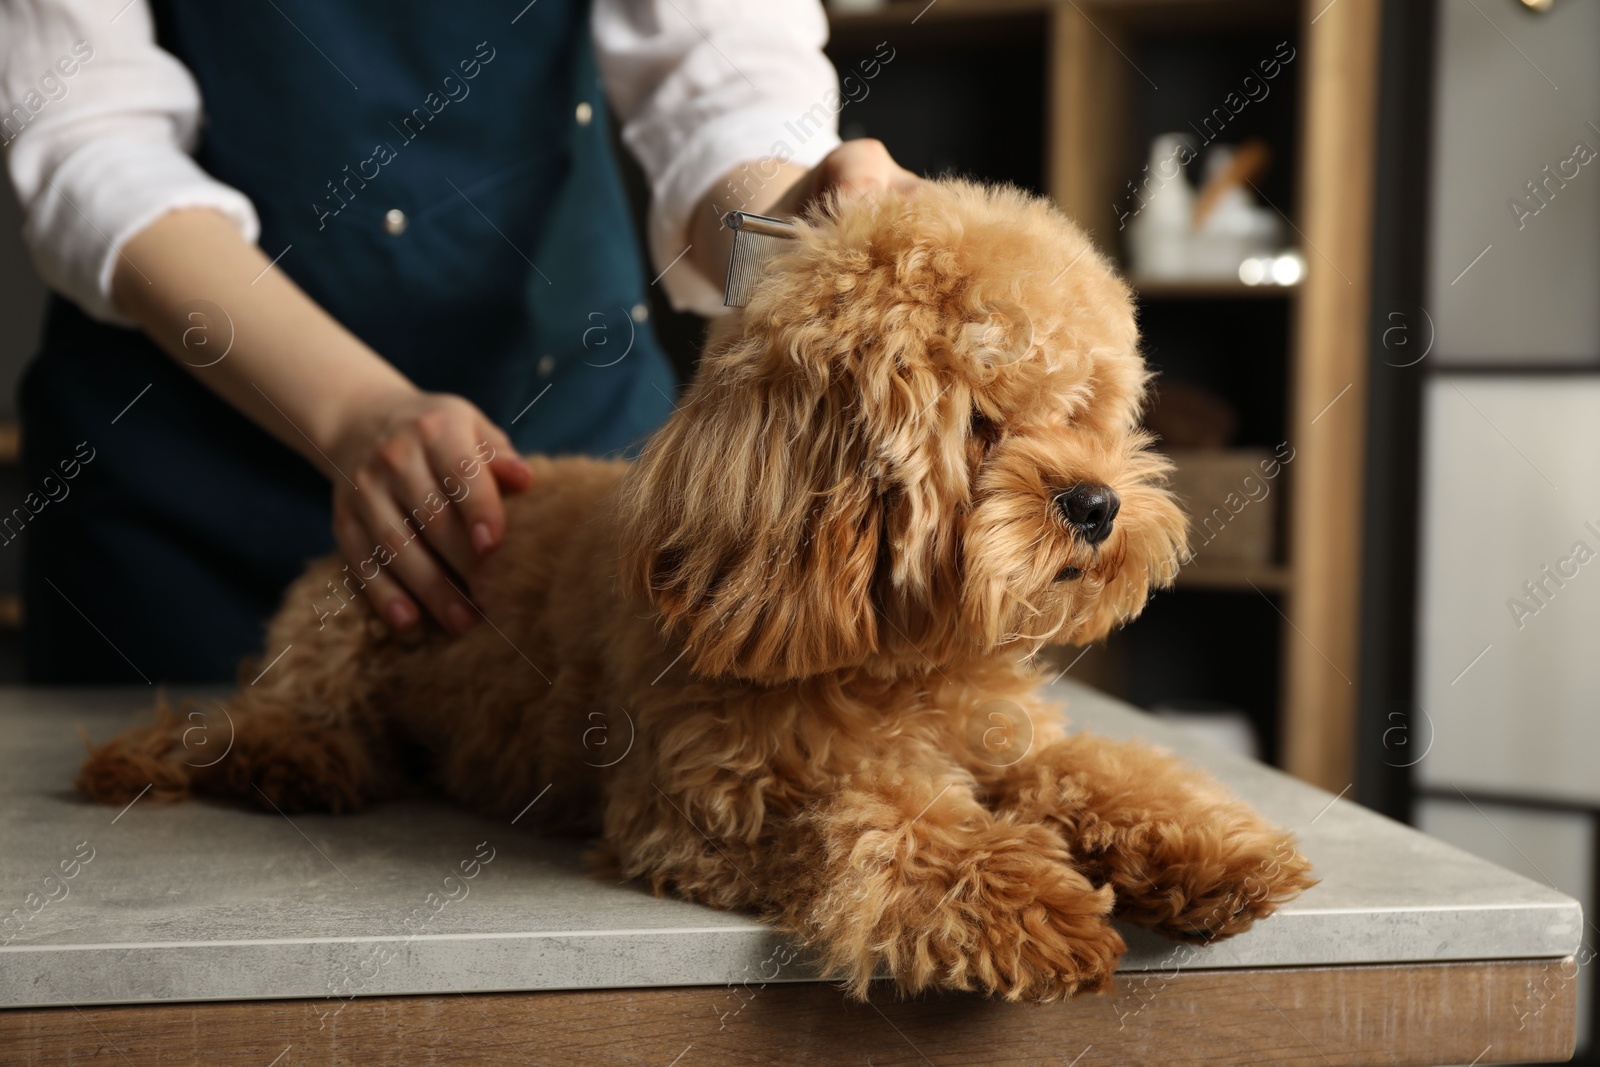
[0,955,1577,1066]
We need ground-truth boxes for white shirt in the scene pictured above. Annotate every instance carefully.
[0,0,841,324]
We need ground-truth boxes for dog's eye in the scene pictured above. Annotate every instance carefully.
[1055,564,1083,582]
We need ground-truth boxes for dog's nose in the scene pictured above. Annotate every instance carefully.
[1056,483,1120,545]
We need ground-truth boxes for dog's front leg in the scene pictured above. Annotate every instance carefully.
[985,731,1316,943]
[774,765,1128,1002]
[606,755,1126,1003]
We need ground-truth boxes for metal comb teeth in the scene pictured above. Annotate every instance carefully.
[722,211,798,308]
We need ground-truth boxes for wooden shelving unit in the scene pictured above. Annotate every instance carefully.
[0,420,18,632]
[1177,560,1293,593]
[829,0,1380,789]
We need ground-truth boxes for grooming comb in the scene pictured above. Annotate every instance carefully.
[722,211,798,308]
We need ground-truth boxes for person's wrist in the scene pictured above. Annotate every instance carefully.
[688,160,810,286]
[320,378,421,478]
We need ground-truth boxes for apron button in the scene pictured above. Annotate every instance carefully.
[575,101,593,126]
[384,208,408,235]
[536,354,556,377]
[630,302,649,323]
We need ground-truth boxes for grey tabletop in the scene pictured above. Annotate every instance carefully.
[0,683,1583,1010]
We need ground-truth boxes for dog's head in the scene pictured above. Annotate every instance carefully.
[619,180,1187,684]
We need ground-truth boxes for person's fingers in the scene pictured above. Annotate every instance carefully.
[822,139,920,197]
[425,418,515,556]
[381,431,477,585]
[829,138,893,185]
[351,465,477,635]
[478,420,533,496]
[333,497,419,631]
[773,140,920,223]
[488,454,532,498]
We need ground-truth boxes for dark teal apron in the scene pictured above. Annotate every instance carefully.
[19,0,676,682]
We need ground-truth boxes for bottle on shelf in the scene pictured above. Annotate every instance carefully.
[1125,133,1197,280]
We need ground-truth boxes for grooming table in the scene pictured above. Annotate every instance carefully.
[0,683,1581,1066]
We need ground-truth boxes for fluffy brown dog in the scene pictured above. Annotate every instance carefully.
[77,180,1313,1001]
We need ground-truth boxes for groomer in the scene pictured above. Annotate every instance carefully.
[2,0,918,682]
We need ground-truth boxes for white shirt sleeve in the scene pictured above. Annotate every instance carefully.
[0,0,259,326]
[593,0,841,316]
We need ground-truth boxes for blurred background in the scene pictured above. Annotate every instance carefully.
[2,0,1596,1056]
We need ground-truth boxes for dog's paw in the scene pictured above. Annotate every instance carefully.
[986,868,1127,1001]
[211,727,377,815]
[76,719,192,805]
[1103,825,1315,943]
[811,821,1126,1002]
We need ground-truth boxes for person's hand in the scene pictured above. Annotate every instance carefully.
[689,139,921,285]
[769,138,922,220]
[328,389,533,634]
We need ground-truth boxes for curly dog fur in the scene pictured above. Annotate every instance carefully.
[76,180,1314,1002]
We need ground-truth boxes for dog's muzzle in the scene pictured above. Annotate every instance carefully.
[1056,483,1120,546]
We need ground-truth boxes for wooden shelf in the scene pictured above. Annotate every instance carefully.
[827,0,1292,33]
[1174,560,1291,592]
[828,0,1048,30]
[827,0,1049,44]
[1133,279,1300,301]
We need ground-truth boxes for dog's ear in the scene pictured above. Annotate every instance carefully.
[616,351,884,683]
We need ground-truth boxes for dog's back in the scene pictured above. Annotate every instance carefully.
[76,453,639,822]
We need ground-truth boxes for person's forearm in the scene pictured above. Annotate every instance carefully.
[110,208,416,479]
[686,160,810,289]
